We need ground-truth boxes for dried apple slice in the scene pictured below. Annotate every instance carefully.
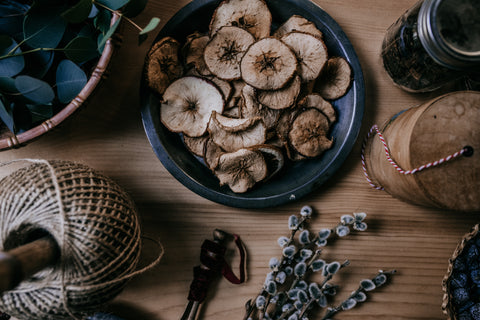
[281,31,328,82]
[204,26,256,80]
[184,32,211,76]
[284,142,307,162]
[250,144,285,181]
[184,134,209,157]
[208,111,266,152]
[204,138,225,171]
[223,105,241,118]
[314,56,352,100]
[209,0,272,40]
[185,68,233,102]
[145,37,184,95]
[160,76,224,137]
[240,37,298,90]
[257,75,301,110]
[298,93,336,124]
[288,108,333,158]
[273,15,323,39]
[276,107,299,143]
[226,79,246,110]
[241,84,281,131]
[215,148,267,193]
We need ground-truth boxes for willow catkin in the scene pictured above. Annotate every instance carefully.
[0,160,141,320]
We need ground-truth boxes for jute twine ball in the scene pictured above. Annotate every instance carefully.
[0,160,141,320]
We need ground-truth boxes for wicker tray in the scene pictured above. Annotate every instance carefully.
[442,224,480,319]
[0,14,120,151]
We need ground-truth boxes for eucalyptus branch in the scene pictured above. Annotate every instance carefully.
[93,1,143,32]
[0,47,60,61]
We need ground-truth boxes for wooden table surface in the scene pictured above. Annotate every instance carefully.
[1,0,479,319]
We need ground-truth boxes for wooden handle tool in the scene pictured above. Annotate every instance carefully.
[0,236,60,293]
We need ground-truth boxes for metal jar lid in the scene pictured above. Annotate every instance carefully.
[418,0,480,70]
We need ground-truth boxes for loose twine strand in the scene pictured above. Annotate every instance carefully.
[361,125,469,191]
[0,159,164,320]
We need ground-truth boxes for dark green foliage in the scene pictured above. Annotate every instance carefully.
[0,0,160,133]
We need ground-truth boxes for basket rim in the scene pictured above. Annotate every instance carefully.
[441,224,480,320]
[0,13,120,151]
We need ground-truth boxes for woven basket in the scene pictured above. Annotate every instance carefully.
[442,224,480,319]
[0,14,121,151]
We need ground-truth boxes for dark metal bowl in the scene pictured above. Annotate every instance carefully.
[140,0,365,208]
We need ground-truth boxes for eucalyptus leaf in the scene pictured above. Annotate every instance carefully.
[24,50,54,79]
[97,18,120,53]
[138,17,160,44]
[56,59,87,104]
[88,4,100,18]
[64,36,99,63]
[96,0,130,10]
[0,36,24,77]
[11,102,32,133]
[62,0,93,24]
[26,103,53,123]
[0,36,12,51]
[0,1,29,40]
[139,17,160,36]
[0,77,18,94]
[123,0,147,17]
[15,75,54,104]
[79,24,97,38]
[0,97,15,133]
[23,9,67,49]
[94,8,112,33]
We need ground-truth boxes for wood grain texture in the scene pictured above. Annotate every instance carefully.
[0,0,478,319]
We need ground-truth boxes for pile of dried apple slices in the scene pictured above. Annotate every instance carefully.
[145,0,352,193]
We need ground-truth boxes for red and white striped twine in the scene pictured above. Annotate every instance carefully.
[361,124,470,190]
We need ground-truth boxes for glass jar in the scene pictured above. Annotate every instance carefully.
[381,0,480,92]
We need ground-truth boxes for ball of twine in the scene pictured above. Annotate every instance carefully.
[0,160,143,320]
